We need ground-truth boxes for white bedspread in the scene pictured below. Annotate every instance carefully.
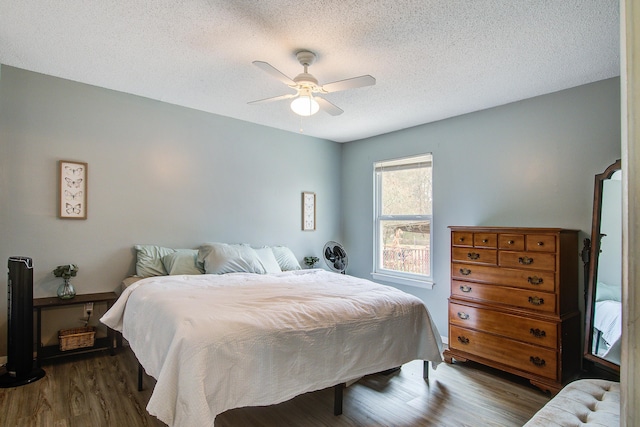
[594,300,622,348]
[101,270,443,427]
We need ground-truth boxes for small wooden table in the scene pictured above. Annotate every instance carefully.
[33,292,118,365]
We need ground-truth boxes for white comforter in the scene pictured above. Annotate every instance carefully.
[594,300,622,348]
[101,270,443,427]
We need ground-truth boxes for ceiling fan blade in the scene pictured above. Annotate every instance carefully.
[315,97,344,116]
[321,75,376,93]
[248,93,296,105]
[252,61,296,86]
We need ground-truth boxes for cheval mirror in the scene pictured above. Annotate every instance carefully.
[584,159,622,373]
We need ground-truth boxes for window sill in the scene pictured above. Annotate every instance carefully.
[370,272,434,289]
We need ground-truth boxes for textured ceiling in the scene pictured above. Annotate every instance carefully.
[0,1,620,143]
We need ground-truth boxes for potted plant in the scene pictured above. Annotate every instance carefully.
[303,256,319,269]
[53,264,79,299]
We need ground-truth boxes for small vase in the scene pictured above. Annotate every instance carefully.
[57,278,76,299]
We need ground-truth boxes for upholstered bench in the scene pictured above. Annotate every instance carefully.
[524,379,620,426]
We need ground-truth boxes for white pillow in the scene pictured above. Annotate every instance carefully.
[271,246,301,271]
[254,247,282,274]
[198,243,266,274]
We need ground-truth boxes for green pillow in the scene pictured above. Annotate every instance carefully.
[595,281,621,302]
[198,243,266,274]
[134,245,176,277]
[162,250,205,275]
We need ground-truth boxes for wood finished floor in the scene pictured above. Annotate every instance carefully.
[0,347,551,427]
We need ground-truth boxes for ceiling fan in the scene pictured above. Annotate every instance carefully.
[248,50,376,117]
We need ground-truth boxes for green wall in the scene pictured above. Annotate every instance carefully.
[0,65,343,353]
[341,78,621,337]
[0,64,622,355]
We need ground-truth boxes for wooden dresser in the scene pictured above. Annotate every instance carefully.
[444,226,580,393]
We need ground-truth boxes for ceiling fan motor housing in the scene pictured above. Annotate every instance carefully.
[296,50,317,66]
[293,72,318,89]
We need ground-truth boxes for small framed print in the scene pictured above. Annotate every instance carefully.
[302,192,316,231]
[59,160,87,219]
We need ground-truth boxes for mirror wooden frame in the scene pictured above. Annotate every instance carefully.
[583,159,622,372]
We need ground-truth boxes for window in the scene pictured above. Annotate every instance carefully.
[372,154,433,288]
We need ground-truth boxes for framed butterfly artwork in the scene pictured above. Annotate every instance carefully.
[58,160,87,219]
[302,191,316,231]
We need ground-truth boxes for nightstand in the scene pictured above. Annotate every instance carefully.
[33,292,118,365]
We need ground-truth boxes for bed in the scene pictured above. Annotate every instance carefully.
[591,281,622,365]
[101,243,443,427]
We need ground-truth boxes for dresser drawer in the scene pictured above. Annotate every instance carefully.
[452,247,497,265]
[499,234,525,251]
[449,325,558,380]
[451,280,557,313]
[449,302,558,348]
[452,231,473,247]
[526,235,556,252]
[473,233,497,248]
[451,262,556,292]
[499,251,556,271]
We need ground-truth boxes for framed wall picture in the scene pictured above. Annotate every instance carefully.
[59,160,87,219]
[302,192,316,231]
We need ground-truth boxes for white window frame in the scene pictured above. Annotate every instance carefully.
[371,154,434,289]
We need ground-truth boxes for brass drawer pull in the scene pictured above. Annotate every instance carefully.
[519,256,534,265]
[459,285,472,293]
[527,276,544,285]
[537,241,544,246]
[482,239,488,243]
[457,336,470,345]
[507,240,514,245]
[459,268,472,276]
[529,356,546,367]
[458,237,465,242]
[457,312,469,320]
[530,328,546,338]
[467,252,480,260]
[528,296,544,306]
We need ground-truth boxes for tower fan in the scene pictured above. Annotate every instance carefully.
[0,257,45,388]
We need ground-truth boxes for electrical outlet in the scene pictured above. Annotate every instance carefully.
[84,302,94,314]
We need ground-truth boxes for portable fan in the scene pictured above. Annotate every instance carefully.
[323,241,348,274]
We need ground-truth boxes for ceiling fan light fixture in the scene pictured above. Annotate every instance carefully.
[291,93,319,116]
[250,49,374,117]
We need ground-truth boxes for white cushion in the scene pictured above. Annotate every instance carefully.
[270,246,301,271]
[254,247,282,274]
[524,379,620,427]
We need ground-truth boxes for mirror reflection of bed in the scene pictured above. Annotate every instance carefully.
[584,161,621,372]
[592,282,621,364]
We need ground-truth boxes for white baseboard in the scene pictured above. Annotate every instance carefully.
[441,335,448,346]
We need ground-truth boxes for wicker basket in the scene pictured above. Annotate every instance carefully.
[59,326,96,351]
